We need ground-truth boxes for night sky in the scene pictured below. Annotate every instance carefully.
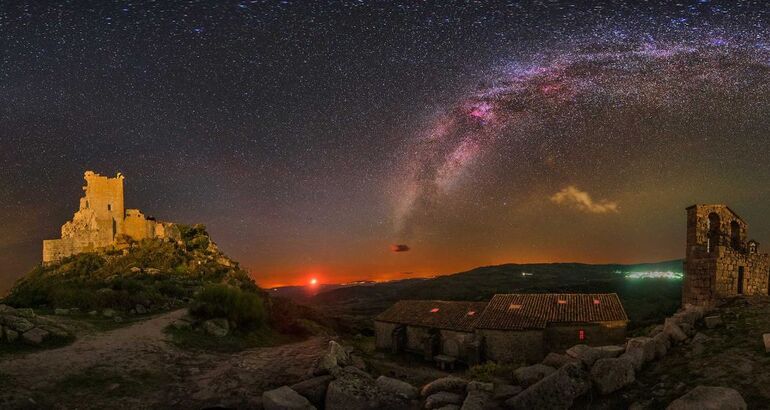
[4,1,770,294]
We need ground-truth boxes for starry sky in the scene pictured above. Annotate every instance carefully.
[4,1,770,294]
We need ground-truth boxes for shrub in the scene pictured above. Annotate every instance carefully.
[190,284,265,330]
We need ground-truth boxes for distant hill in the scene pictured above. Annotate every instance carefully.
[290,260,684,331]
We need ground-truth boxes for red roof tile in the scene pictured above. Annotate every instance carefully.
[374,300,488,332]
[475,293,628,330]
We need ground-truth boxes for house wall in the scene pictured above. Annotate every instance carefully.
[544,320,627,352]
[439,329,476,360]
[405,325,430,352]
[374,321,398,350]
[478,329,544,365]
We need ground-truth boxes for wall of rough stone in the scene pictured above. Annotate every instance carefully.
[479,329,544,364]
[374,321,397,350]
[544,321,627,352]
[684,204,770,306]
[439,329,476,360]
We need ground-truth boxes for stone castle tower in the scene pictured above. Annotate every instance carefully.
[42,171,180,263]
[683,204,770,306]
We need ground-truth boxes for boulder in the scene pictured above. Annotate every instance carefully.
[514,364,556,387]
[626,337,656,363]
[171,318,192,330]
[652,332,669,359]
[22,327,49,345]
[460,389,489,410]
[566,344,603,366]
[542,352,577,368]
[375,376,418,400]
[291,375,334,408]
[0,315,35,333]
[135,304,148,314]
[596,345,625,358]
[664,319,689,343]
[704,316,723,329]
[262,386,316,410]
[764,333,770,354]
[590,357,635,395]
[425,392,463,409]
[649,324,664,337]
[680,323,696,337]
[6,328,19,343]
[466,381,493,393]
[328,340,350,366]
[435,406,460,410]
[493,384,522,401]
[54,308,69,315]
[618,348,645,372]
[0,304,16,314]
[421,377,467,397]
[102,309,116,318]
[505,362,591,410]
[38,325,70,339]
[14,308,35,319]
[202,318,229,337]
[325,368,410,410]
[129,266,142,273]
[146,268,161,275]
[666,386,747,410]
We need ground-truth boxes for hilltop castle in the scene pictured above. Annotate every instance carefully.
[42,171,180,263]
[683,204,770,306]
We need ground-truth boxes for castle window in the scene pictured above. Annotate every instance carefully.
[731,220,741,250]
[107,204,112,211]
[707,213,721,253]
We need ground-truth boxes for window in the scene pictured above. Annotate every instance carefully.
[578,329,585,341]
[430,308,439,313]
[593,299,601,305]
[107,204,112,211]
[557,300,567,305]
[467,311,476,316]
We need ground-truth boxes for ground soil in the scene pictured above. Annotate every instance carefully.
[0,310,329,409]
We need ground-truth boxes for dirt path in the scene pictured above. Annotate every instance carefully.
[0,310,329,409]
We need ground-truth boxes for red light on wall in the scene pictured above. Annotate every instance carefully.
[430,308,440,313]
[593,299,601,305]
[557,300,567,305]
[579,329,585,341]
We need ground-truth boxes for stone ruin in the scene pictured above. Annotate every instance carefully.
[42,170,180,263]
[683,204,770,307]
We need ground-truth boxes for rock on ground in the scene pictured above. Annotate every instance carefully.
[505,362,591,410]
[595,345,625,358]
[262,386,316,410]
[0,314,35,333]
[325,367,410,410]
[514,364,556,387]
[626,337,656,363]
[467,381,493,393]
[763,333,770,354]
[618,348,645,372]
[421,377,468,397]
[202,318,229,337]
[425,392,463,409]
[375,375,418,400]
[664,319,689,344]
[566,344,603,366]
[666,386,747,410]
[291,375,334,408]
[590,357,635,395]
[22,327,50,345]
[460,389,489,410]
[493,384,522,401]
[435,406,460,410]
[704,315,723,329]
[542,352,576,368]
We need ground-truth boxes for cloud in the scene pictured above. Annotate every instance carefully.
[550,186,619,214]
[390,244,411,252]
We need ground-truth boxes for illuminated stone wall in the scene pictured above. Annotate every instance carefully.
[42,171,180,263]
[683,204,770,307]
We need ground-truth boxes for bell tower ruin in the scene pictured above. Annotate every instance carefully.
[683,204,770,306]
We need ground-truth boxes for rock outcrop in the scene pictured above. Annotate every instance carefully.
[262,386,316,410]
[666,386,747,410]
[0,305,70,346]
[505,362,591,410]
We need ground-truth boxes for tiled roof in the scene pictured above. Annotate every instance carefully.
[475,293,628,330]
[374,300,488,332]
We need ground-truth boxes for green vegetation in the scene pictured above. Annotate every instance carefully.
[52,366,171,400]
[0,333,75,358]
[2,224,255,313]
[190,284,266,329]
[166,325,297,352]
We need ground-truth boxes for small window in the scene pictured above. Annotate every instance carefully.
[107,204,112,211]
[467,311,476,316]
[593,299,601,305]
[578,329,585,341]
[430,308,439,313]
[557,300,567,305]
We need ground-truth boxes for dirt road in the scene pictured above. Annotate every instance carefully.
[0,310,329,409]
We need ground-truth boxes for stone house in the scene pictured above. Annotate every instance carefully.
[43,171,180,263]
[683,204,770,307]
[374,293,628,365]
[374,300,487,364]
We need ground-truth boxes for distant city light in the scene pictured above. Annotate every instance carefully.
[623,271,683,280]
[521,272,534,276]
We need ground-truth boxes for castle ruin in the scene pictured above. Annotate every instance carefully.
[42,171,180,263]
[683,204,770,306]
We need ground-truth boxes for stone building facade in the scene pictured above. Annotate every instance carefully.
[683,204,770,307]
[42,171,180,263]
[374,293,628,365]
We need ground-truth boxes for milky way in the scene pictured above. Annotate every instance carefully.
[5,1,770,290]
